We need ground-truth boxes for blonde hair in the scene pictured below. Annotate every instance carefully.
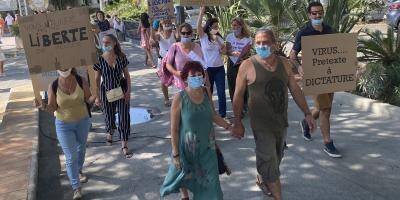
[232,17,251,38]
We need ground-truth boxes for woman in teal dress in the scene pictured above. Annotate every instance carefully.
[160,61,232,200]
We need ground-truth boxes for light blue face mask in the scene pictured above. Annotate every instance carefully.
[181,37,192,43]
[102,45,113,52]
[255,45,272,59]
[311,18,323,26]
[188,76,203,89]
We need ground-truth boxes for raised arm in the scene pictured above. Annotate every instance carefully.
[197,6,206,38]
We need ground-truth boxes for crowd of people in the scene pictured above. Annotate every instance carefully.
[0,12,17,77]
[36,2,342,200]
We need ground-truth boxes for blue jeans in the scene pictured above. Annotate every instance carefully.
[207,66,227,118]
[55,117,90,190]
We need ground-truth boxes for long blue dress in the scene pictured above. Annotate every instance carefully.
[160,90,223,200]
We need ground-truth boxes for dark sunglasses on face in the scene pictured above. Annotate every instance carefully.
[311,11,324,15]
[181,31,192,35]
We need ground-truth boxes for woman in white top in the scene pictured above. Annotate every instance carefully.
[226,17,252,111]
[151,19,176,106]
[197,6,228,118]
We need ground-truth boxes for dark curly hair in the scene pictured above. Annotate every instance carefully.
[181,61,205,81]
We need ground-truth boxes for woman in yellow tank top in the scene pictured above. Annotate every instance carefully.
[37,68,95,200]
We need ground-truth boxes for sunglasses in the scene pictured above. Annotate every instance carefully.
[310,11,324,16]
[181,31,192,35]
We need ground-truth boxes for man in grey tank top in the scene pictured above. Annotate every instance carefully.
[232,28,316,200]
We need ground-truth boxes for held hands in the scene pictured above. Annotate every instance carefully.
[33,99,44,109]
[95,97,102,107]
[304,114,317,133]
[231,123,245,139]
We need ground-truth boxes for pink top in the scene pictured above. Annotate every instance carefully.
[166,43,205,90]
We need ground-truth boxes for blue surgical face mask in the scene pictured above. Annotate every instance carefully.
[188,76,203,89]
[102,45,113,52]
[181,37,192,43]
[311,18,323,26]
[256,45,272,59]
[233,27,242,36]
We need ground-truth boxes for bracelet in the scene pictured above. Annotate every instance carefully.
[173,153,179,158]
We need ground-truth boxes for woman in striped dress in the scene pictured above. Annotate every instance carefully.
[94,34,132,158]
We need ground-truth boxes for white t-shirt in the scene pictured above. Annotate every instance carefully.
[5,15,13,26]
[159,33,176,58]
[226,33,252,64]
[200,34,224,68]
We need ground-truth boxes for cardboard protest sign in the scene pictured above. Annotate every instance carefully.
[175,0,229,6]
[19,7,97,75]
[301,33,357,95]
[30,66,88,91]
[148,0,174,20]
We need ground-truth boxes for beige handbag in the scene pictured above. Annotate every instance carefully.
[106,87,124,102]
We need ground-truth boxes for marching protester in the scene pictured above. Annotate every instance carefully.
[166,23,207,91]
[95,11,111,32]
[138,13,156,68]
[0,49,5,77]
[36,68,95,200]
[0,15,4,36]
[150,18,177,106]
[232,28,316,200]
[160,61,232,200]
[93,34,133,158]
[289,2,341,158]
[197,6,228,118]
[226,17,252,115]
[113,15,123,41]
[121,17,127,41]
[5,13,13,35]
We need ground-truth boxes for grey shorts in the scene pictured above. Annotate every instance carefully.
[253,128,287,183]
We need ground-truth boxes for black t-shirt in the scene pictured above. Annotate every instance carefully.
[97,20,111,32]
[292,21,334,53]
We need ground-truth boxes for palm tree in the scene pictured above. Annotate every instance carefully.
[357,27,400,104]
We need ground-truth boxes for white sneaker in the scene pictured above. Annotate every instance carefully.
[73,188,82,200]
[79,172,88,183]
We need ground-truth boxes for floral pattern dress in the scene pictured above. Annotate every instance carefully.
[160,90,223,200]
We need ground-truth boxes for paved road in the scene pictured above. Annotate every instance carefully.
[35,40,400,200]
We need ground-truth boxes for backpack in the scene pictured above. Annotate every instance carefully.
[157,44,177,87]
[52,74,92,118]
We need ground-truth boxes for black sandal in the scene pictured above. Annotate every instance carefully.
[121,147,133,158]
[181,198,189,200]
[256,175,273,197]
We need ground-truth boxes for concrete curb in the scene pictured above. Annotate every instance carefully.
[2,87,39,200]
[334,91,400,119]
[27,108,39,200]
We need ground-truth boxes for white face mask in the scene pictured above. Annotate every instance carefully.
[164,25,173,31]
[57,68,72,78]
[210,29,219,35]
